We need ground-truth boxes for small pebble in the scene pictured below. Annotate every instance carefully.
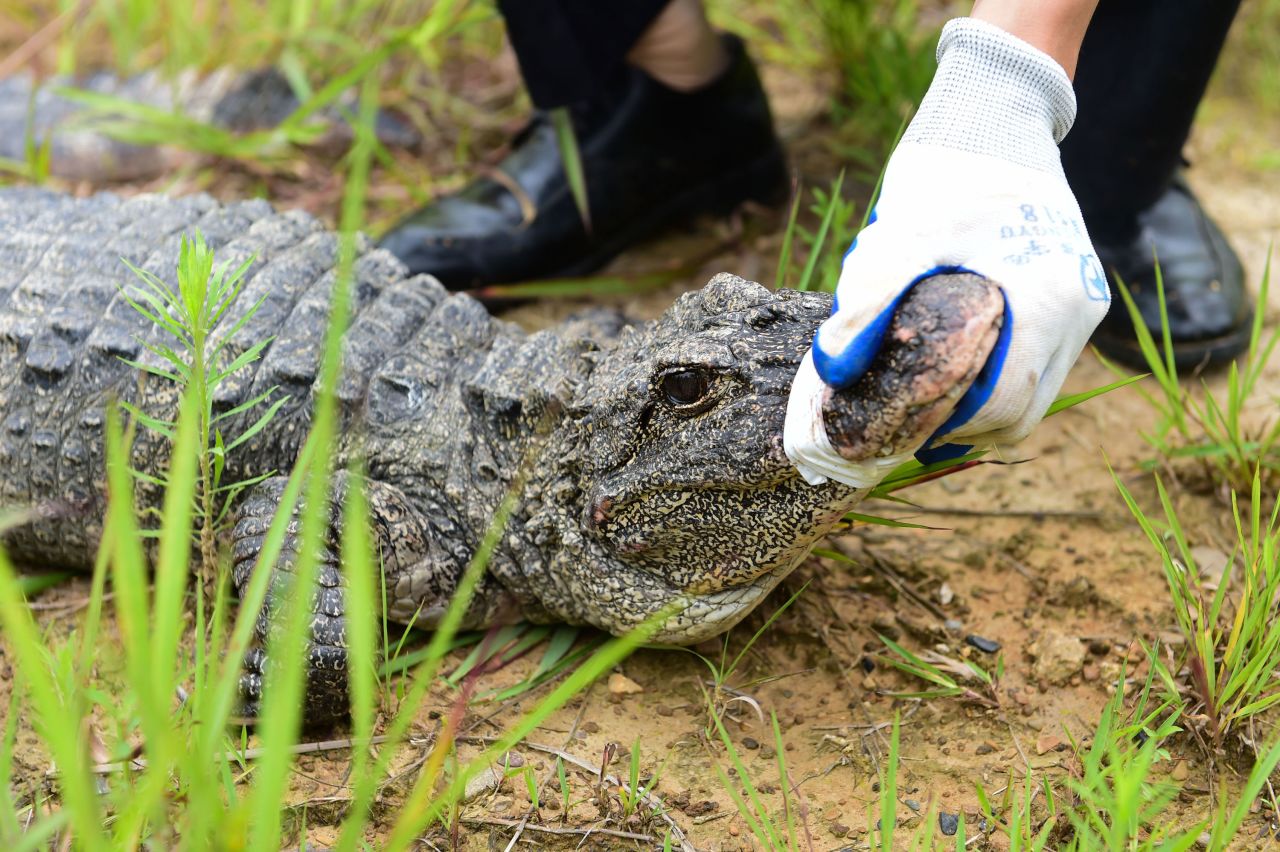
[1030,630,1087,684]
[463,766,501,802]
[939,812,960,836]
[873,616,901,640]
[742,737,760,750]
[938,582,954,606]
[965,634,1001,654]
[1088,638,1111,656]
[830,823,850,838]
[905,799,921,812]
[975,742,996,755]
[608,673,644,695]
[1035,733,1063,755]
[944,619,963,633]
[1171,760,1190,782]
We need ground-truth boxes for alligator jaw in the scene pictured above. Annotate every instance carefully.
[819,273,1005,461]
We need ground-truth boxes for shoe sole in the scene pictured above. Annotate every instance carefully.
[1091,313,1254,372]
[537,148,790,282]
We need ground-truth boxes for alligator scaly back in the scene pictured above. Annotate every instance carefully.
[0,188,535,568]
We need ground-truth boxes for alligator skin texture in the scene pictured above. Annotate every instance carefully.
[0,188,1001,723]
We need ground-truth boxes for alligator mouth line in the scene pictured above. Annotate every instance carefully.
[645,567,791,645]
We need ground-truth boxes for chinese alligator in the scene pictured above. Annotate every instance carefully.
[0,188,1003,721]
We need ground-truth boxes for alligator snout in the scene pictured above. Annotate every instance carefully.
[819,273,1005,461]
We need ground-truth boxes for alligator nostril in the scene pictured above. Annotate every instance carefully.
[588,496,614,531]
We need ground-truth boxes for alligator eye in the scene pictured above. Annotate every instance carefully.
[661,369,710,407]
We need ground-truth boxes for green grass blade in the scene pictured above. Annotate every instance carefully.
[447,623,524,685]
[481,635,607,702]
[341,469,379,805]
[879,713,900,850]
[775,187,802,290]
[796,170,845,292]
[15,570,74,597]
[842,511,938,530]
[1045,373,1148,417]
[710,710,783,848]
[550,107,590,232]
[724,580,808,683]
[245,66,375,852]
[471,271,679,301]
[772,711,799,851]
[0,550,105,849]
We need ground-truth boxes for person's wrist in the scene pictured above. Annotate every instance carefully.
[899,18,1076,174]
[970,0,1098,79]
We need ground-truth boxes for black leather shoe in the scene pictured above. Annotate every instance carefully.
[377,34,787,290]
[1092,174,1250,371]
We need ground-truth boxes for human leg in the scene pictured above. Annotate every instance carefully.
[379,1,786,292]
[1063,0,1248,368]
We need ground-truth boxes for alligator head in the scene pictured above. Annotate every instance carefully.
[533,272,1003,643]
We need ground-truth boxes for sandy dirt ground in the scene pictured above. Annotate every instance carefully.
[4,12,1280,851]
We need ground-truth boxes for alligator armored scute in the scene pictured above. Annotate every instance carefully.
[0,188,1003,721]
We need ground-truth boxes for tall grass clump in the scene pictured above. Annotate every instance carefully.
[1062,658,1280,850]
[1215,0,1280,126]
[708,704,811,851]
[808,0,938,165]
[1058,662,1189,849]
[1115,463,1280,748]
[775,171,858,294]
[1106,258,1279,494]
[845,663,1280,850]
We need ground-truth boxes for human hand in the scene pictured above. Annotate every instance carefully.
[784,17,1111,489]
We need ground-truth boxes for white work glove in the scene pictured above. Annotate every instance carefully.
[784,17,1111,489]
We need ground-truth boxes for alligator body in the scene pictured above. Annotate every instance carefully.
[0,68,420,182]
[0,188,1003,721]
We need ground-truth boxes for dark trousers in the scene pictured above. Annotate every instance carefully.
[1061,0,1243,240]
[497,0,1242,240]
